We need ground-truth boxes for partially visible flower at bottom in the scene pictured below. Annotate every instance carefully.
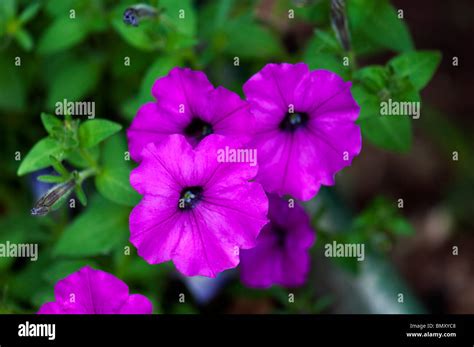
[37,266,153,314]
[240,194,316,288]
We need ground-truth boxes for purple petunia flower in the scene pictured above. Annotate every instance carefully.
[240,194,315,288]
[37,266,152,314]
[243,63,362,201]
[129,134,268,277]
[127,67,254,162]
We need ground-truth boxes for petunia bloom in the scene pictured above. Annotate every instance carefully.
[127,67,254,162]
[129,134,268,277]
[37,266,152,314]
[240,194,315,288]
[243,63,362,201]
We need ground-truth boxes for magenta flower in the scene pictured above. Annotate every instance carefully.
[129,134,268,277]
[243,63,362,201]
[127,67,254,162]
[240,194,315,288]
[37,266,152,314]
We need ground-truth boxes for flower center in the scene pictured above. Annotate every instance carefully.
[272,225,287,248]
[184,118,213,142]
[279,112,309,132]
[178,186,204,210]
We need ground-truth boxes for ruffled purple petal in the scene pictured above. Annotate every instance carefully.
[127,102,188,162]
[37,302,66,314]
[240,195,315,288]
[37,266,153,314]
[118,294,153,314]
[243,63,310,115]
[204,86,255,143]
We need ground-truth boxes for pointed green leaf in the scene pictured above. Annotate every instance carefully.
[353,85,412,152]
[78,119,122,148]
[53,195,128,257]
[389,51,442,90]
[41,113,62,136]
[95,167,140,207]
[37,174,65,183]
[348,0,413,53]
[14,29,33,51]
[19,3,41,24]
[18,138,63,176]
[46,57,101,108]
[37,17,89,54]
[41,112,63,139]
[95,133,139,206]
[304,31,350,79]
[74,183,87,206]
[221,15,283,59]
[49,155,69,177]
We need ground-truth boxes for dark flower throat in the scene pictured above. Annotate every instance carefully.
[178,186,203,210]
[272,224,287,248]
[279,112,309,132]
[184,118,213,142]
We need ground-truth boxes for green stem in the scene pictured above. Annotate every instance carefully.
[79,147,99,170]
[76,167,97,184]
[349,50,358,73]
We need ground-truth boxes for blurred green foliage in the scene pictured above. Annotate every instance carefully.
[0,0,447,313]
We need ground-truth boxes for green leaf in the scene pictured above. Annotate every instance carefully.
[119,55,182,120]
[14,29,33,51]
[140,55,181,96]
[0,215,44,271]
[221,15,283,59]
[44,260,98,284]
[0,0,16,20]
[0,56,26,111]
[160,0,197,50]
[389,51,442,90]
[37,17,89,54]
[78,119,122,148]
[19,2,41,24]
[74,183,87,206]
[65,146,99,168]
[390,217,415,236]
[161,0,196,36]
[45,0,77,17]
[95,133,140,206]
[353,85,412,152]
[348,0,413,53]
[46,56,101,108]
[352,63,421,152]
[95,167,140,207]
[304,30,350,79]
[41,112,62,135]
[37,174,65,183]
[53,195,129,257]
[353,65,388,92]
[18,138,64,175]
[101,133,129,169]
[49,155,69,177]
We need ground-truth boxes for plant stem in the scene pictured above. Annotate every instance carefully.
[77,167,97,185]
[79,147,99,170]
